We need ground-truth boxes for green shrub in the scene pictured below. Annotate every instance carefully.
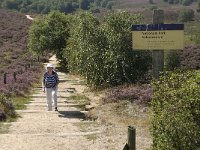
[150,70,200,150]
[65,12,152,87]
[165,50,181,70]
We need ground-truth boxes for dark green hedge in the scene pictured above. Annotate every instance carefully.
[150,70,200,150]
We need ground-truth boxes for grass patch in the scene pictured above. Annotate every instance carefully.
[74,122,98,141]
[0,122,10,134]
[68,94,90,105]
[12,96,32,110]
[85,134,97,141]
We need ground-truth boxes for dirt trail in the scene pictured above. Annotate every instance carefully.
[0,55,104,150]
[25,15,33,20]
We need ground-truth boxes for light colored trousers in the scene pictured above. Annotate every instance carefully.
[46,87,58,111]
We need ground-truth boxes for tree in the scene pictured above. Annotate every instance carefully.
[28,11,70,67]
[178,9,195,22]
[102,12,151,85]
[182,0,193,6]
[106,1,114,10]
[2,0,20,10]
[59,2,74,13]
[197,1,200,13]
[79,0,89,10]
[149,0,154,4]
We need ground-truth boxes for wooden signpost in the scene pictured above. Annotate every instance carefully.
[132,9,184,79]
[127,9,184,149]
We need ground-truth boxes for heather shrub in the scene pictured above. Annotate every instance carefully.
[0,94,16,121]
[150,70,200,150]
[0,10,47,97]
[180,45,200,69]
[103,85,153,105]
[164,46,200,70]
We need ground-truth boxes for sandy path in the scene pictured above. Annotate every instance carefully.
[25,15,33,20]
[0,55,103,150]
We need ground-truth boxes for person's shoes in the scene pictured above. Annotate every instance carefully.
[55,107,58,111]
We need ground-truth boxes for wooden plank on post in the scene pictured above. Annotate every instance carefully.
[152,9,164,79]
[128,126,136,150]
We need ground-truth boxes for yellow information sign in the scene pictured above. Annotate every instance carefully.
[132,24,184,50]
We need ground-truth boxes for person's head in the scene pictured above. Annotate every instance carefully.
[46,63,54,72]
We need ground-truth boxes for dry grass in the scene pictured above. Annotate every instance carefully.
[86,100,152,149]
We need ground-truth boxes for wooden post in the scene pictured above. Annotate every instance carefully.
[25,65,28,72]
[20,68,23,74]
[152,9,164,79]
[128,126,136,150]
[13,72,17,81]
[4,73,7,84]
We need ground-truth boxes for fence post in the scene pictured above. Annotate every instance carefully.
[21,68,23,74]
[128,126,136,150]
[25,65,28,72]
[4,73,7,84]
[13,72,17,81]
[123,126,136,150]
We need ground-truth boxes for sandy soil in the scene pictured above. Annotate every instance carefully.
[0,55,152,150]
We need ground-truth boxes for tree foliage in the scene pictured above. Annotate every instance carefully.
[28,11,70,67]
[163,0,197,6]
[29,11,152,87]
[0,0,117,13]
[178,9,195,22]
[64,12,152,87]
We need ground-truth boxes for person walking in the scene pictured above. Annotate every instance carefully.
[43,63,59,111]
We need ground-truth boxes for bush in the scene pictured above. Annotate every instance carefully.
[103,85,153,105]
[64,12,152,87]
[165,50,181,70]
[150,70,200,150]
[180,45,200,69]
[182,0,193,6]
[164,46,200,70]
[0,94,16,121]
